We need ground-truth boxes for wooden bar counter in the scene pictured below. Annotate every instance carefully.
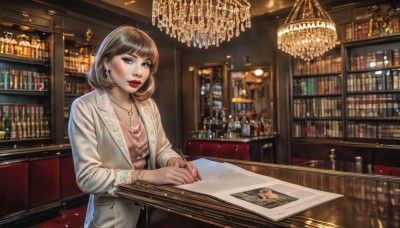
[186,135,277,163]
[118,158,400,227]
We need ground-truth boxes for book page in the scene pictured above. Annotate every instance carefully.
[177,158,342,221]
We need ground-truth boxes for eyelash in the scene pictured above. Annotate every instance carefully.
[122,58,152,68]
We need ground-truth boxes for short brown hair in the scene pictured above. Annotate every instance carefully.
[88,25,159,101]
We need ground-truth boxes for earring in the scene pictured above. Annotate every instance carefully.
[105,69,110,78]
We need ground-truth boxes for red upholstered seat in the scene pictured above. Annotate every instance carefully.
[291,157,310,165]
[392,167,400,177]
[374,165,400,176]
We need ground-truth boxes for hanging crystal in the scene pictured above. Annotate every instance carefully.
[277,0,338,61]
[152,0,251,49]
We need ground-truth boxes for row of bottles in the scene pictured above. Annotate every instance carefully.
[64,76,92,95]
[199,110,273,139]
[0,32,49,60]
[64,47,95,73]
[0,68,49,90]
[0,104,50,140]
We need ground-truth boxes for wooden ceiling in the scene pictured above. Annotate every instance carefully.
[99,0,297,18]
[94,0,388,22]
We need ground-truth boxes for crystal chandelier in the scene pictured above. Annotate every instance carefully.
[277,0,337,61]
[152,0,251,49]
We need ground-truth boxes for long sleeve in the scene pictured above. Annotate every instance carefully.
[68,96,132,196]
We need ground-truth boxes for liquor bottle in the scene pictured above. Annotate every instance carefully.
[13,105,19,139]
[0,69,4,89]
[233,114,242,136]
[254,114,260,137]
[0,106,4,140]
[241,115,250,137]
[3,105,10,140]
[220,110,228,137]
[16,105,22,139]
[10,105,16,139]
[260,114,265,136]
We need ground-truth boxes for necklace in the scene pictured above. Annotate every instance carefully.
[109,95,134,131]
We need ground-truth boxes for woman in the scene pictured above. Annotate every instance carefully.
[257,188,279,204]
[68,25,200,228]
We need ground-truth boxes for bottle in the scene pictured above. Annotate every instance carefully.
[251,114,258,137]
[0,107,5,140]
[260,114,265,136]
[4,105,10,140]
[10,105,16,139]
[233,114,242,136]
[0,69,4,89]
[241,115,250,137]
[16,106,22,139]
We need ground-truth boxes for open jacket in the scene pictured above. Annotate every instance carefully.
[68,89,180,228]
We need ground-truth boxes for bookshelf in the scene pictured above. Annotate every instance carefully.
[291,49,343,139]
[345,37,400,141]
[0,18,52,146]
[290,4,400,145]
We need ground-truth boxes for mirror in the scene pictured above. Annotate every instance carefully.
[229,65,275,134]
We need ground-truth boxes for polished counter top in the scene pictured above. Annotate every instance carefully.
[118,158,400,227]
[297,159,375,174]
[188,134,277,143]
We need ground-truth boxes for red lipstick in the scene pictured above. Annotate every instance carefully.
[128,80,141,88]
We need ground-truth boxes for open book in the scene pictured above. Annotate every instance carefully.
[177,158,343,222]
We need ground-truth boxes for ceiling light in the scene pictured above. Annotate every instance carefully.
[124,1,135,6]
[277,0,338,61]
[254,69,264,76]
[152,0,251,48]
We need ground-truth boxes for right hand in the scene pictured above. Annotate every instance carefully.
[142,164,195,185]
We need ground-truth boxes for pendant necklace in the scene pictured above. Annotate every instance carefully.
[109,95,134,132]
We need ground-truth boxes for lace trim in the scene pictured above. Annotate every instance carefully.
[98,94,125,148]
[107,169,132,196]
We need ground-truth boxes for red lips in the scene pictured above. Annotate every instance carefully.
[128,80,141,88]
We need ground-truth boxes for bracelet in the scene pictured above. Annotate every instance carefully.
[139,170,145,183]
[135,169,143,183]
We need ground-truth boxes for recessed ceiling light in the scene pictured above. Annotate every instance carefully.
[124,1,136,5]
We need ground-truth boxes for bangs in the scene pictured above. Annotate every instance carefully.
[117,30,158,64]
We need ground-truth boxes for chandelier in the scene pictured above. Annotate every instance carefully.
[152,0,251,49]
[277,0,337,61]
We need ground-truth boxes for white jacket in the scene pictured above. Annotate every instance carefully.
[68,89,180,227]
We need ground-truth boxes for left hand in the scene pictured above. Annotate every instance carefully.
[167,157,202,182]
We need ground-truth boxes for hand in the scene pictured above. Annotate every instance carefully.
[142,165,194,185]
[167,157,202,182]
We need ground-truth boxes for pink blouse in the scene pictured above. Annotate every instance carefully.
[117,114,149,170]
